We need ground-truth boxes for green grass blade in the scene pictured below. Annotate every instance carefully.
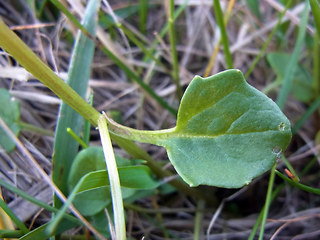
[67,128,88,149]
[0,20,101,125]
[213,0,233,69]
[168,0,183,99]
[276,3,309,109]
[83,93,93,146]
[20,221,78,240]
[0,178,80,224]
[310,0,320,95]
[310,0,320,34]
[313,32,319,95]
[245,0,292,79]
[246,0,261,19]
[258,162,277,240]
[0,197,29,234]
[49,0,92,38]
[139,0,148,34]
[98,114,126,240]
[52,0,100,209]
[292,95,320,134]
[248,185,282,240]
[0,229,23,238]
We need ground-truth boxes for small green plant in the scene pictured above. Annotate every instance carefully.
[3,1,320,239]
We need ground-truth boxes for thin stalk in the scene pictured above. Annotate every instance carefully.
[310,0,320,34]
[139,0,148,35]
[204,0,234,77]
[311,0,320,98]
[0,19,101,126]
[275,171,320,195]
[245,0,292,79]
[258,162,277,240]
[194,199,205,240]
[248,184,282,240]
[168,0,183,99]
[281,155,300,182]
[104,112,174,145]
[98,114,126,240]
[213,0,233,69]
[67,128,88,148]
[49,0,92,38]
[83,93,93,146]
[313,32,319,95]
[276,3,309,109]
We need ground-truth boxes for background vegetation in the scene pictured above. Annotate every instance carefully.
[0,0,320,239]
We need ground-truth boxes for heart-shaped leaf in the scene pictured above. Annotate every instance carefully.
[107,69,292,188]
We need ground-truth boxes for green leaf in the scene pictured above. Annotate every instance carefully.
[267,52,314,103]
[52,0,100,210]
[0,88,21,152]
[68,147,159,191]
[246,0,261,19]
[68,147,159,216]
[159,70,291,188]
[107,69,292,188]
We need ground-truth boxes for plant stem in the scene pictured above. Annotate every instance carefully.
[193,199,205,240]
[0,19,101,126]
[204,0,235,77]
[139,0,148,35]
[275,170,320,195]
[213,0,233,69]
[168,0,183,99]
[248,184,282,240]
[98,114,126,240]
[67,128,88,149]
[258,162,277,240]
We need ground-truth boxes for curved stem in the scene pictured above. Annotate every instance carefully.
[104,113,175,145]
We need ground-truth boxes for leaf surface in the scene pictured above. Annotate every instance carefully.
[155,70,291,188]
[68,147,158,215]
